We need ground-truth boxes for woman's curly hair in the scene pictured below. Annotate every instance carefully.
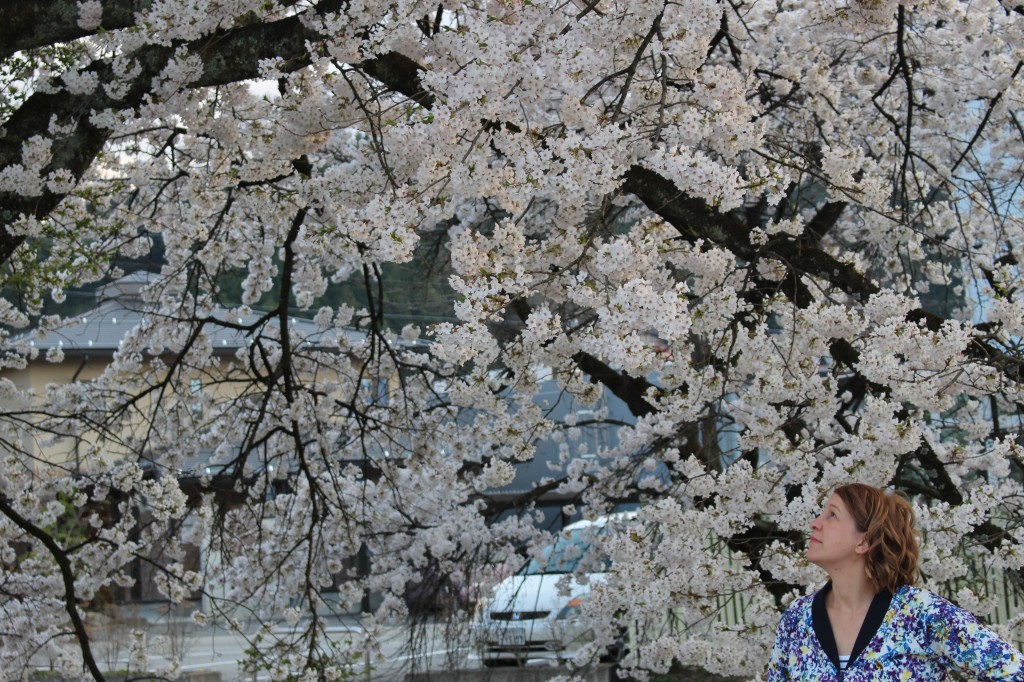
[833,483,920,593]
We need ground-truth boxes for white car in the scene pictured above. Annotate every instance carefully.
[472,515,629,666]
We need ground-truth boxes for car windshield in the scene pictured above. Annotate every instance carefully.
[524,526,611,574]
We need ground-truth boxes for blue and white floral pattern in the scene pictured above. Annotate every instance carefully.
[767,585,1024,681]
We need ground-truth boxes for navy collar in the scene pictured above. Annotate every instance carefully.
[812,582,893,672]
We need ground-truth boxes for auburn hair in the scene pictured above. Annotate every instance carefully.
[832,483,920,594]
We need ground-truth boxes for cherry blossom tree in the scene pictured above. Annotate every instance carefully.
[2,0,1024,679]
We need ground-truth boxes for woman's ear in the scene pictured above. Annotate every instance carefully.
[854,533,870,555]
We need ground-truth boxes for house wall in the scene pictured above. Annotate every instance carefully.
[2,356,108,473]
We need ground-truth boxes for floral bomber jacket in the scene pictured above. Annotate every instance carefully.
[767,584,1024,681]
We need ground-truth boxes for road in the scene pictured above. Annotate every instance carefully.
[80,615,479,681]
[33,609,606,681]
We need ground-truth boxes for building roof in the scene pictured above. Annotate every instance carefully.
[14,272,370,354]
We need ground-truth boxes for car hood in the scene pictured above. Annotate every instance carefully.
[485,573,605,614]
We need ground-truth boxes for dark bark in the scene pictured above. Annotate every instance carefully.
[0,0,146,59]
[572,350,658,417]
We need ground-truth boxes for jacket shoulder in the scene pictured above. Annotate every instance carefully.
[779,591,816,630]
[895,585,951,612]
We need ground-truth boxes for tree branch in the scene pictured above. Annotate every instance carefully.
[0,495,106,682]
[0,0,145,59]
[0,8,422,264]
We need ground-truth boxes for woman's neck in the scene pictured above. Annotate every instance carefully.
[828,569,876,612]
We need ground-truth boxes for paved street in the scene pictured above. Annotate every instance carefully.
[31,606,485,681]
[137,621,467,681]
[30,605,623,681]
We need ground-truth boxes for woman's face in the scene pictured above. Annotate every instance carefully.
[807,493,867,569]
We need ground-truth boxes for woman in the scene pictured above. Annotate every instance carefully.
[767,483,1024,680]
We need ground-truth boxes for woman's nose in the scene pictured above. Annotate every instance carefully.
[809,516,822,530]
